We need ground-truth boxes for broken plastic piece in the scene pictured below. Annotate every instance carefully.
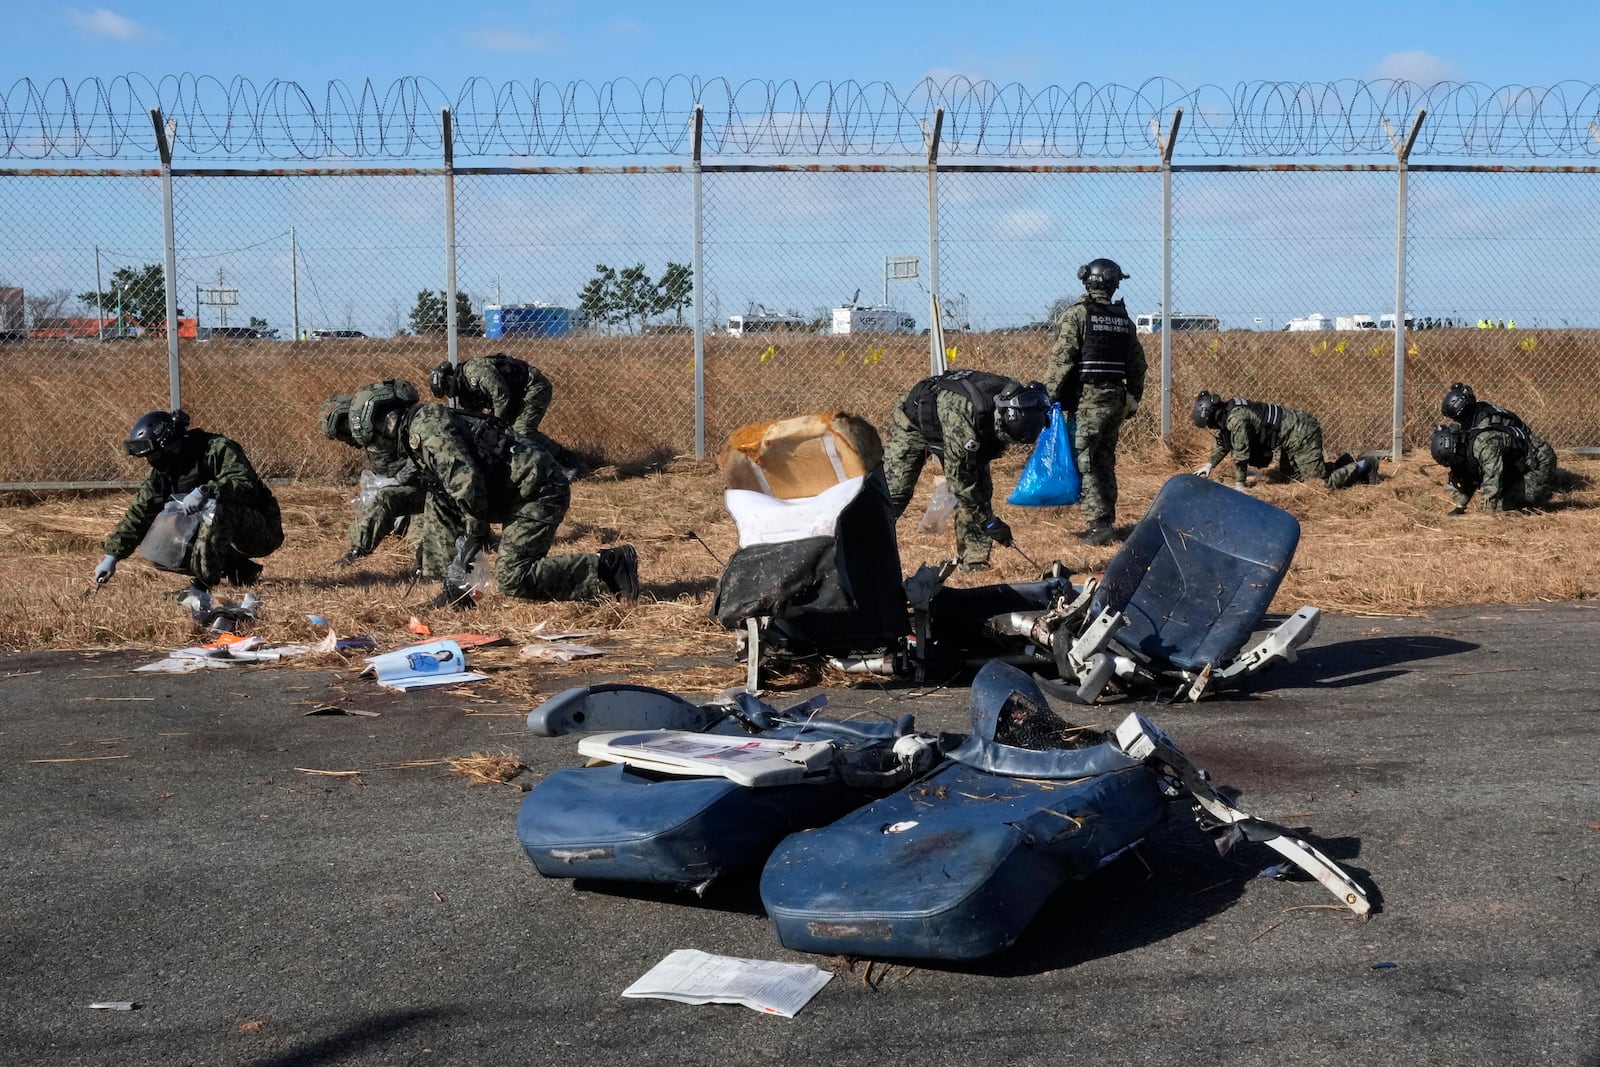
[88,1002,136,1011]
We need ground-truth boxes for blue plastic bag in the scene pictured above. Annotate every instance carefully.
[1007,403,1080,506]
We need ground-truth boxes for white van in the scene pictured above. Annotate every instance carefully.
[1134,313,1220,334]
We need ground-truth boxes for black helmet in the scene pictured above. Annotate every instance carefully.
[348,379,420,447]
[1191,390,1225,429]
[428,361,457,399]
[1430,423,1466,467]
[319,394,354,444]
[1441,382,1476,422]
[994,380,1051,445]
[124,409,190,460]
[1077,258,1129,294]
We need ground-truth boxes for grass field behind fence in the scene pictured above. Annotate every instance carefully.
[2,327,1596,485]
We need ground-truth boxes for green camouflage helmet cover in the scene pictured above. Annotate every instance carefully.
[319,394,354,442]
[348,379,421,447]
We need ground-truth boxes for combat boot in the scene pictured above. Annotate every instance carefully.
[1080,522,1115,547]
[1357,455,1383,484]
[224,559,263,586]
[598,544,640,602]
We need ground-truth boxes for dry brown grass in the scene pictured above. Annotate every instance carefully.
[4,444,1597,703]
[7,327,1599,484]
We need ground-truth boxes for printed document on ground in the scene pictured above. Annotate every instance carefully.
[621,949,831,1018]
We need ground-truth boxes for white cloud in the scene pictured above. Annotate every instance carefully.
[1371,51,1463,85]
[466,29,555,53]
[1000,208,1055,240]
[67,7,146,41]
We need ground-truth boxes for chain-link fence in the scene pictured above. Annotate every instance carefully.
[4,78,1600,487]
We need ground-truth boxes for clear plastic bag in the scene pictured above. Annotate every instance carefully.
[467,552,495,600]
[917,477,955,532]
[136,496,216,571]
[352,470,400,514]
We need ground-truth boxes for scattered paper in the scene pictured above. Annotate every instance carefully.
[520,642,605,662]
[530,622,600,642]
[362,640,488,692]
[134,643,312,673]
[622,949,831,1018]
[433,633,511,649]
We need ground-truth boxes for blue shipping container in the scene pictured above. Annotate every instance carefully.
[484,303,571,339]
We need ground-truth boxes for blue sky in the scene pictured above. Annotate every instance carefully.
[6,0,1598,336]
[10,0,1598,91]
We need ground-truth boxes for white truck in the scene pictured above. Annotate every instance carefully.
[832,305,915,335]
[1284,313,1332,332]
[1335,314,1377,330]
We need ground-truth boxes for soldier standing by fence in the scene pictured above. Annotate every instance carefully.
[1044,258,1145,546]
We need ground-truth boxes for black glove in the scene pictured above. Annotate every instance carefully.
[436,577,478,611]
[446,534,488,587]
[331,547,366,569]
[981,516,1014,548]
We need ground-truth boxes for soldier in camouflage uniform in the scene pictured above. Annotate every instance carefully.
[319,389,453,574]
[347,384,638,607]
[1191,391,1379,489]
[884,371,1050,570]
[92,410,283,591]
[1434,383,1557,512]
[1044,258,1146,546]
[429,354,586,476]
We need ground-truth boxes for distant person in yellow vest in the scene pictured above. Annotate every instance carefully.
[1477,319,1490,330]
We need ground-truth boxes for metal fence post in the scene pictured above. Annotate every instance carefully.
[692,106,706,460]
[926,108,946,376]
[1387,109,1426,458]
[1154,108,1182,441]
[442,108,458,379]
[150,108,181,411]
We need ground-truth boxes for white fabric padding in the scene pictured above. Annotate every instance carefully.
[725,476,866,548]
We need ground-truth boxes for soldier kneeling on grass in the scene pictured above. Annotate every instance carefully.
[345,380,638,609]
[1435,382,1557,514]
[1190,391,1380,490]
[319,386,457,577]
[93,410,283,592]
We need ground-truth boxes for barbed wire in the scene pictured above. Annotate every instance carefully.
[5,74,1600,162]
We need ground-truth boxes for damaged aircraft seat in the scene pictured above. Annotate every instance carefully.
[1047,474,1321,702]
[760,660,1168,960]
[516,683,936,891]
[711,414,909,687]
[760,660,1372,961]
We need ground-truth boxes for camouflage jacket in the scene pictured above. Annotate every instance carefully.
[1044,291,1146,411]
[104,431,277,558]
[1205,403,1314,477]
[457,356,553,425]
[1450,427,1533,512]
[922,388,1000,523]
[395,403,522,541]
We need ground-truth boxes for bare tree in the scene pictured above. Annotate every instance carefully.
[25,288,73,331]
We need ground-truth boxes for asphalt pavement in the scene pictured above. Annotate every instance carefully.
[2,604,1598,1066]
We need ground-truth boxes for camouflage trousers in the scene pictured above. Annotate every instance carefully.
[884,408,996,568]
[1271,411,1336,484]
[1072,381,1129,527]
[411,493,466,578]
[1478,439,1558,511]
[489,450,605,600]
[189,501,284,586]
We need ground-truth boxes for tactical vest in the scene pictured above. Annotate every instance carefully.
[1468,403,1532,461]
[1079,299,1135,382]
[902,369,1008,459]
[1229,398,1285,451]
